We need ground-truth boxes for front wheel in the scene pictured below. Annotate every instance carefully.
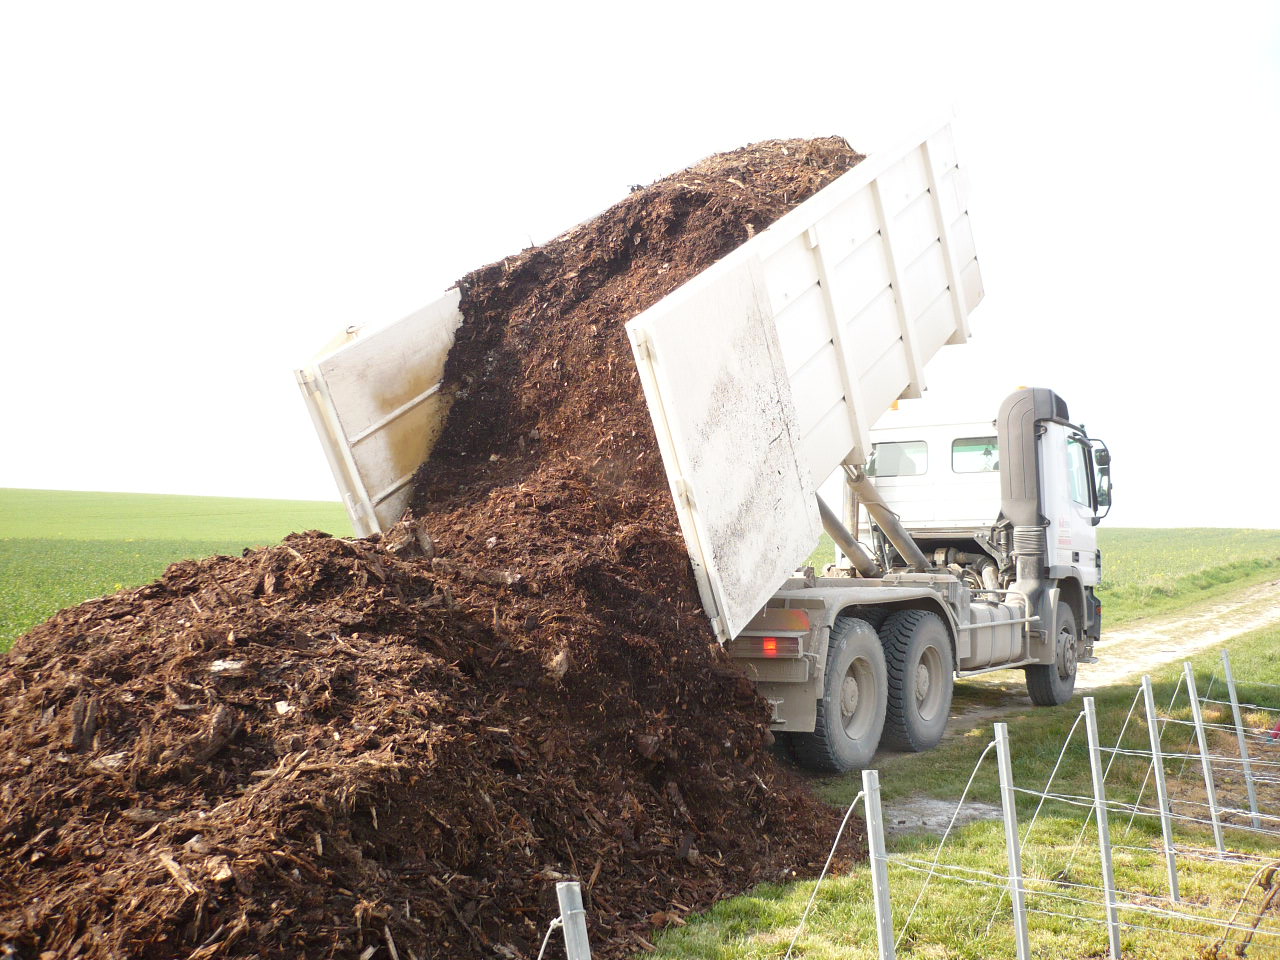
[1026,601,1079,706]
[791,617,887,773]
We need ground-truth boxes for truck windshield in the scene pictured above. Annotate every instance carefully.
[867,440,927,477]
[952,436,999,473]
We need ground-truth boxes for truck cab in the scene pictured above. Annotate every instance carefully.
[859,398,1112,653]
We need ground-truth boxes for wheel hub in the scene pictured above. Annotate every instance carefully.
[841,674,860,718]
[1058,623,1078,679]
[915,663,931,702]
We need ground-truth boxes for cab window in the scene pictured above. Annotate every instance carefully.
[1067,437,1092,506]
[952,436,999,473]
[867,440,927,477]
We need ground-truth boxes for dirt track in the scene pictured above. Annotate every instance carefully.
[1079,579,1280,689]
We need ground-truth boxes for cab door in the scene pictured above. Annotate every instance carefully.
[1062,429,1100,586]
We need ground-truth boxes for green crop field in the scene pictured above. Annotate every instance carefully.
[0,488,351,649]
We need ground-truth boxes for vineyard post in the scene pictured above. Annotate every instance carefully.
[995,722,1031,960]
[556,882,593,960]
[1085,696,1123,959]
[1184,662,1226,852]
[1142,674,1180,902]
[862,769,896,960]
[1222,651,1262,829]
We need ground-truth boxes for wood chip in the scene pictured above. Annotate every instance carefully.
[157,852,200,896]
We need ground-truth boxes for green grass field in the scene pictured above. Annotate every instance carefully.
[0,488,351,648]
[1096,527,1280,625]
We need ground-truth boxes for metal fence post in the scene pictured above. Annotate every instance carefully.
[1084,697,1123,959]
[1183,662,1225,853]
[994,723,1032,960]
[862,769,896,960]
[1222,650,1261,830]
[1141,675,1180,902]
[556,881,592,960]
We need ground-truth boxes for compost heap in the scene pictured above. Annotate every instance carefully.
[0,137,867,960]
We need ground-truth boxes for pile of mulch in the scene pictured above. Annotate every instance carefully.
[0,137,866,960]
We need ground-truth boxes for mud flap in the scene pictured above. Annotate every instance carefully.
[1030,585,1061,663]
[757,678,821,733]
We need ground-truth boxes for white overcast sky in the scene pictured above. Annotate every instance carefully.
[2,2,1278,528]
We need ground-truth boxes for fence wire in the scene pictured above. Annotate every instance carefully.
[782,790,865,960]
[866,660,1280,959]
[893,740,996,950]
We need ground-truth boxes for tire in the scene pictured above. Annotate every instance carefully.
[879,610,954,752]
[791,617,888,773]
[853,607,890,631]
[1026,601,1079,706]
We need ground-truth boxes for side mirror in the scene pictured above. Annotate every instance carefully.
[1088,438,1113,520]
[1095,464,1113,521]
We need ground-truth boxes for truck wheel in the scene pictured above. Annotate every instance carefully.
[854,607,890,631]
[1026,602,1079,706]
[791,617,887,773]
[879,610,954,752]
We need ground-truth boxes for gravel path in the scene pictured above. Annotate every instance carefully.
[1079,578,1280,689]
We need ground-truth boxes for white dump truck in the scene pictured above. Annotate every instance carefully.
[296,120,1113,772]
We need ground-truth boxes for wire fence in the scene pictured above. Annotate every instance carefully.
[852,648,1280,959]
[539,648,1280,959]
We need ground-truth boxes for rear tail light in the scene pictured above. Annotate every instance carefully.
[732,636,801,658]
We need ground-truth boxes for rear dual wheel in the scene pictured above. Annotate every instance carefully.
[879,610,954,753]
[791,616,887,773]
[791,610,956,772]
